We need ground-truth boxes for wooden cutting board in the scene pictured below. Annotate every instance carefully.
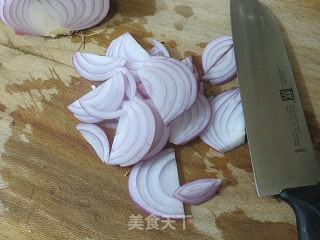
[0,0,319,239]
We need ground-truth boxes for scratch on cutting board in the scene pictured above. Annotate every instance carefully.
[0,200,8,214]
[0,176,8,215]
[19,134,30,143]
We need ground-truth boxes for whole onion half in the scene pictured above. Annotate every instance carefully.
[173,178,221,205]
[138,56,198,124]
[200,88,246,153]
[68,72,125,123]
[169,92,211,145]
[108,97,156,167]
[0,0,110,37]
[202,36,237,85]
[128,149,185,219]
[76,123,110,163]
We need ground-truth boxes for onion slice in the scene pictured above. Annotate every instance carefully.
[106,32,150,64]
[138,56,198,124]
[200,88,246,153]
[0,0,110,37]
[108,97,155,166]
[128,149,185,219]
[202,36,237,85]
[143,100,170,160]
[182,56,200,82]
[149,40,170,57]
[169,92,211,145]
[76,123,110,163]
[173,178,221,205]
[72,52,126,82]
[67,72,125,123]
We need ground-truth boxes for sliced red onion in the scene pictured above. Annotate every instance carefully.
[128,149,185,219]
[149,40,170,57]
[79,103,124,120]
[199,82,205,94]
[136,83,150,99]
[102,121,118,130]
[0,0,110,37]
[169,92,211,145]
[173,178,221,205]
[202,36,237,85]
[67,72,125,123]
[117,67,137,100]
[138,56,198,124]
[106,32,150,74]
[76,123,110,163]
[108,97,156,167]
[200,88,246,153]
[182,56,200,82]
[72,52,126,82]
[142,100,170,160]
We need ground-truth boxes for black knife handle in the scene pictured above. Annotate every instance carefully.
[280,184,320,240]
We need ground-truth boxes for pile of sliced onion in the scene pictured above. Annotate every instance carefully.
[0,0,110,37]
[202,36,237,85]
[200,88,246,153]
[68,32,248,217]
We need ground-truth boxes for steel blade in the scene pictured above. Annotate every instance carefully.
[231,0,320,196]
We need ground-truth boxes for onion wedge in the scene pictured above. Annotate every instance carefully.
[173,178,221,205]
[108,97,156,166]
[128,149,185,219]
[200,88,246,153]
[76,123,110,163]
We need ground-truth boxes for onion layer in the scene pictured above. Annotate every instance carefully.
[202,36,237,85]
[182,56,200,83]
[73,52,126,82]
[173,178,221,205]
[0,0,110,37]
[149,40,170,57]
[106,32,150,75]
[200,88,246,153]
[108,97,156,167]
[76,123,110,163]
[67,72,125,123]
[129,149,185,219]
[169,92,211,145]
[138,56,198,124]
[143,100,170,160]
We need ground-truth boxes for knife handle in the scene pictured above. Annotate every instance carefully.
[280,184,320,240]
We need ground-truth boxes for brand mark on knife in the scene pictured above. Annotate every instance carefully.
[280,88,295,101]
[285,104,307,153]
[277,64,287,86]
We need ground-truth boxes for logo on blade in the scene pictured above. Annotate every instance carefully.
[280,88,295,101]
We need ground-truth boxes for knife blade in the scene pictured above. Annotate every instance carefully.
[230,0,320,239]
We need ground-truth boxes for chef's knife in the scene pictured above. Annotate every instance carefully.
[230,0,320,239]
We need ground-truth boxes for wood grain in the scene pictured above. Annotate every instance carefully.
[0,0,319,239]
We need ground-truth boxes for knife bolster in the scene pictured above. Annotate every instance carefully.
[280,184,320,240]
